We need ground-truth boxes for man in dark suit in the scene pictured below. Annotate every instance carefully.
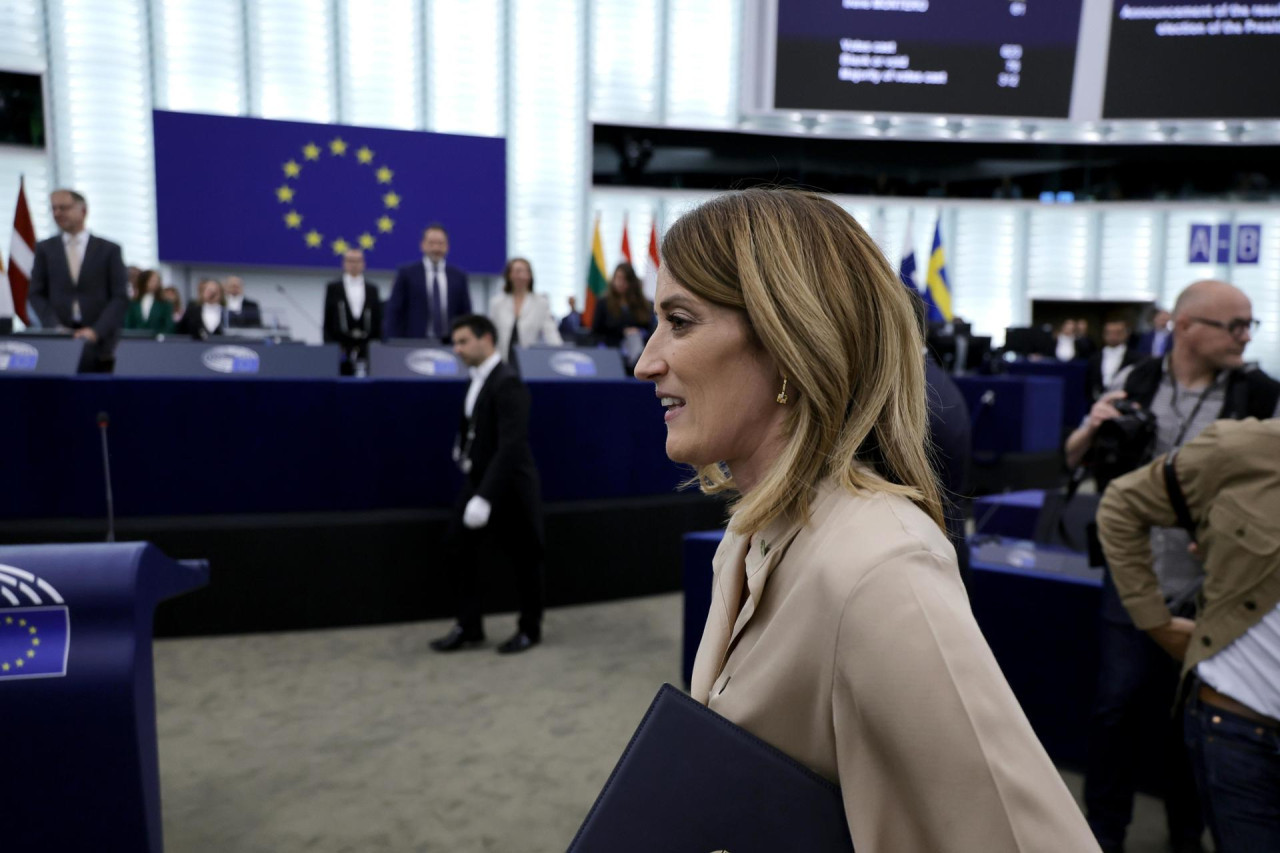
[431,314,544,655]
[385,223,471,341]
[223,276,262,328]
[28,189,129,372]
[323,248,383,375]
[1135,307,1173,357]
[1086,317,1143,402]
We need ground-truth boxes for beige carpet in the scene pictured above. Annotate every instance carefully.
[154,593,1182,852]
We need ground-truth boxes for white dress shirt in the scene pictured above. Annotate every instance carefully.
[1055,334,1076,362]
[424,258,448,319]
[201,303,223,334]
[1100,344,1127,388]
[62,229,90,322]
[226,294,244,313]
[342,274,366,318]
[140,293,155,322]
[464,351,502,418]
[1197,600,1280,719]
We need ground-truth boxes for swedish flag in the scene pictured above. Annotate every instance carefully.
[923,216,953,324]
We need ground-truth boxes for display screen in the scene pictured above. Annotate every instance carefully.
[1102,0,1280,118]
[774,0,1085,118]
[0,71,45,148]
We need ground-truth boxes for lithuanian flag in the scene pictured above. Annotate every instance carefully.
[583,216,608,329]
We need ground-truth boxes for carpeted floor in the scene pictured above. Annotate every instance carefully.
[154,593,1187,852]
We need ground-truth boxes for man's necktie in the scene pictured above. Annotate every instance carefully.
[430,263,444,338]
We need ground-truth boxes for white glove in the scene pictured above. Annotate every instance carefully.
[462,495,491,530]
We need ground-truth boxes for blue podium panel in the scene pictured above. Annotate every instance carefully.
[114,339,341,378]
[955,374,1063,454]
[1005,360,1089,432]
[0,336,85,375]
[0,542,209,852]
[368,342,465,379]
[972,489,1046,539]
[514,345,627,380]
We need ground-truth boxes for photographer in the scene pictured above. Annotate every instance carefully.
[1063,279,1280,853]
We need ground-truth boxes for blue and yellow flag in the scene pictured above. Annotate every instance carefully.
[0,607,69,680]
[923,216,953,324]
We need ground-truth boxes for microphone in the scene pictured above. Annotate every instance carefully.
[97,411,115,543]
[273,284,322,333]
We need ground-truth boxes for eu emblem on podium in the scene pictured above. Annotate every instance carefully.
[0,564,70,681]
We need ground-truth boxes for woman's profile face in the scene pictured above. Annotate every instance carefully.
[634,269,785,472]
[508,260,532,292]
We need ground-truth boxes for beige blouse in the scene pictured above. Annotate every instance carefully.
[691,478,1100,852]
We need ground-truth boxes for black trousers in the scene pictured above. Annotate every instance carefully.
[1084,615,1204,848]
[445,487,544,639]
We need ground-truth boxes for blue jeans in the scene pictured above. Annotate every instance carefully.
[1184,694,1280,853]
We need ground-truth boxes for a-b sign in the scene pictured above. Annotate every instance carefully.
[1189,223,1261,265]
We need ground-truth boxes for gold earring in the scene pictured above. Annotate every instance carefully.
[776,377,789,405]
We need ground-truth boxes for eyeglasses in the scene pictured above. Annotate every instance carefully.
[1188,316,1260,337]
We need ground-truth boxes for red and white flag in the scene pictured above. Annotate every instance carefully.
[6,177,36,325]
[642,219,660,301]
[620,212,633,265]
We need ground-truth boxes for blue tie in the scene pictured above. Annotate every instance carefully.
[429,263,443,338]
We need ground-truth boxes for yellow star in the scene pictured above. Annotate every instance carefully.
[31,638,40,646]
[283,160,302,178]
[1,663,8,672]
[377,216,394,233]
[358,233,375,250]
[382,191,401,209]
[302,143,321,161]
[330,137,348,155]
[28,626,36,634]
[4,617,10,624]
[305,230,323,248]
[376,166,394,184]
[276,185,295,203]
[18,619,25,626]
[356,146,374,164]
[284,210,303,229]
[26,650,34,658]
[331,238,350,255]
[15,659,23,668]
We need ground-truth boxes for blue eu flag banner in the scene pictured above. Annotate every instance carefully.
[0,607,69,680]
[153,110,507,273]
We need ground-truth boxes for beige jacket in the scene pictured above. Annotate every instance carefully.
[1097,417,1280,686]
[691,478,1099,852]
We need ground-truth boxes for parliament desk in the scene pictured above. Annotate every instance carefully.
[953,374,1067,494]
[1003,359,1090,434]
[4,375,725,635]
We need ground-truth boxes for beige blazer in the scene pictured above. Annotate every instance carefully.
[691,477,1100,852]
[489,292,562,360]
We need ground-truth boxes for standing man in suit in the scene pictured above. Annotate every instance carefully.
[430,314,544,655]
[1087,317,1143,402]
[223,276,262,328]
[323,248,383,375]
[1136,307,1173,357]
[28,189,129,372]
[385,223,471,341]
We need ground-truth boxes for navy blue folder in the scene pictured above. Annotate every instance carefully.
[569,683,854,852]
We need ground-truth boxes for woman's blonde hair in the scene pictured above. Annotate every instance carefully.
[661,188,943,535]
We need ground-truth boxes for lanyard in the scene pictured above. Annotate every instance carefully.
[1169,374,1217,448]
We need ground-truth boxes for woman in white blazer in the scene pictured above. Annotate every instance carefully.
[489,257,562,362]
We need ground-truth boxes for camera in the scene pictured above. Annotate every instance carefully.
[1093,399,1157,490]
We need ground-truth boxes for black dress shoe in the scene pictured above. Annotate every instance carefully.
[429,625,485,652]
[496,631,539,654]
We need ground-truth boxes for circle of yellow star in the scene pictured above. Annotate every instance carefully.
[305,230,323,248]
[358,233,375,250]
[376,166,394,184]
[377,216,395,233]
[382,191,401,209]
[276,185,295,203]
[32,637,40,646]
[302,143,321,161]
[1,663,8,671]
[356,146,374,164]
[284,210,302,229]
[329,138,348,156]
[29,626,36,634]
[331,238,350,255]
[5,616,12,624]
[15,659,24,668]
[26,649,34,658]
[283,160,302,178]
[18,619,26,626]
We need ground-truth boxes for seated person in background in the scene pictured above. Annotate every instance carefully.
[161,286,183,324]
[489,257,561,363]
[592,262,655,366]
[223,275,261,328]
[1075,318,1097,361]
[124,269,175,334]
[126,265,142,300]
[558,296,583,340]
[1087,316,1142,402]
[176,279,227,340]
[324,248,383,375]
[1055,318,1080,361]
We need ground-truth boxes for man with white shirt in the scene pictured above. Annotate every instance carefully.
[1055,318,1080,361]
[1098,417,1280,853]
[1087,317,1142,402]
[431,314,544,655]
[323,249,383,375]
[223,275,262,328]
[384,223,471,342]
[28,189,129,372]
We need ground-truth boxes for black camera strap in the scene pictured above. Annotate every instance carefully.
[1162,448,1198,544]
[1169,376,1217,448]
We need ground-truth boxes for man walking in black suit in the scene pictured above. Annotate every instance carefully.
[384,223,471,342]
[431,314,544,654]
[323,248,383,375]
[28,189,129,372]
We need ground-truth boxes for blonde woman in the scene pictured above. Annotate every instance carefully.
[489,257,561,363]
[634,189,1100,852]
